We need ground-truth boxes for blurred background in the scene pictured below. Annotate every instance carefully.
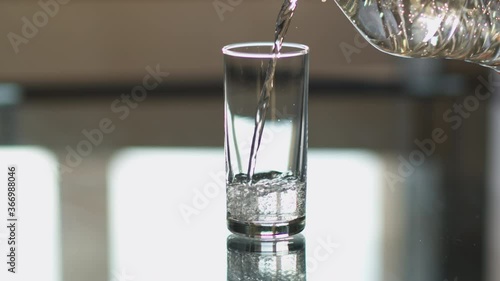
[0,0,498,281]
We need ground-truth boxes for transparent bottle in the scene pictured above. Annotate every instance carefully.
[335,0,499,71]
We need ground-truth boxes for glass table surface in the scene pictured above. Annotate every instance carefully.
[0,146,489,281]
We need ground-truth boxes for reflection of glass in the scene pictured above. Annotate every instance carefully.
[223,42,309,238]
[227,234,306,281]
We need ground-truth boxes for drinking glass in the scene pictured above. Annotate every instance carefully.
[223,42,309,237]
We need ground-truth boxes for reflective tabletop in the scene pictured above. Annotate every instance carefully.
[0,146,493,281]
[107,148,478,281]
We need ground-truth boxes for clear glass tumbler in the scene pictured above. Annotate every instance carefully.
[223,42,309,238]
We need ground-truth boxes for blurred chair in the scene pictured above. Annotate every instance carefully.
[0,147,61,281]
[0,84,22,144]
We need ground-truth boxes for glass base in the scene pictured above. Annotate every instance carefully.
[227,216,305,238]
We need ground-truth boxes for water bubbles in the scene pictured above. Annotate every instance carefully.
[251,170,283,182]
[234,173,250,184]
[227,172,306,222]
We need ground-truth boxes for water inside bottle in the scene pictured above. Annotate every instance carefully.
[335,0,499,70]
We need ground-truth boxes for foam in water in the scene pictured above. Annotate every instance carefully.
[227,172,306,222]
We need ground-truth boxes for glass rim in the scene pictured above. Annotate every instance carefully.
[222,42,309,59]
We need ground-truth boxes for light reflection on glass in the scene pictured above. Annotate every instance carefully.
[227,234,306,281]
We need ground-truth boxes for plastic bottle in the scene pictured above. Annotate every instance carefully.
[334,0,499,71]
